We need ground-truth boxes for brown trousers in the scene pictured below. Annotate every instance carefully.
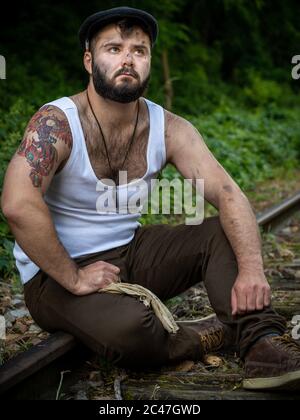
[24,217,286,368]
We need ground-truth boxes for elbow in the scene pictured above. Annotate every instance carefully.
[2,205,19,223]
[1,198,23,223]
[2,195,45,224]
[221,184,246,201]
[218,185,248,209]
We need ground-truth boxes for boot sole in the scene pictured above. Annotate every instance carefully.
[243,370,300,391]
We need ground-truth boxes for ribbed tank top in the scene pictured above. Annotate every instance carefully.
[14,97,166,284]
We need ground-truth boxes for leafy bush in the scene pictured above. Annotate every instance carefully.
[0,99,35,278]
[190,103,300,189]
[243,71,283,107]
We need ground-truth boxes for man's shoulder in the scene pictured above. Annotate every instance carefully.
[28,102,70,132]
[163,108,192,138]
[30,93,84,131]
[23,100,73,153]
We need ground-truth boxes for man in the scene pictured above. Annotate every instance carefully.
[1,7,300,391]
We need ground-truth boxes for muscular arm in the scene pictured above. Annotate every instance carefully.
[165,111,271,315]
[1,106,120,295]
[1,106,80,290]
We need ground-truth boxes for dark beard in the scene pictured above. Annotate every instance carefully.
[92,61,150,104]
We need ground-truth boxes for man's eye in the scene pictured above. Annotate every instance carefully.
[109,47,120,53]
[135,49,145,56]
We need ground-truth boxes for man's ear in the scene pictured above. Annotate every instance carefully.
[83,51,93,75]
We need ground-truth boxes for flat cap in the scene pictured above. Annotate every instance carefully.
[78,6,159,50]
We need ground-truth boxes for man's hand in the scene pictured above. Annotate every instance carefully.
[72,261,121,296]
[231,269,271,316]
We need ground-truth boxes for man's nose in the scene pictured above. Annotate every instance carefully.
[122,51,134,66]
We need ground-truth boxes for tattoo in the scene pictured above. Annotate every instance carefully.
[17,106,71,188]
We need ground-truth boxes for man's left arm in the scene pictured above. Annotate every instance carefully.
[165,111,271,315]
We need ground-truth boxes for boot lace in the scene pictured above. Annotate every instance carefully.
[272,334,300,357]
[200,327,224,353]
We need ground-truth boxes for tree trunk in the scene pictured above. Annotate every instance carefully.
[162,49,173,111]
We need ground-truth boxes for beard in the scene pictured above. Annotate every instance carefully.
[92,60,150,104]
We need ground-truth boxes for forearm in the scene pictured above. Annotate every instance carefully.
[218,187,264,274]
[6,202,78,291]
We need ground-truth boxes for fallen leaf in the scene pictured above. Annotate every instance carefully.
[5,333,20,342]
[13,321,28,334]
[203,354,223,367]
[279,249,295,259]
[30,338,42,346]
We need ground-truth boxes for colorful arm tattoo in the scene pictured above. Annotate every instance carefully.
[17,106,72,188]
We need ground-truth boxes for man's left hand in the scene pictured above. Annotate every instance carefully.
[231,270,271,316]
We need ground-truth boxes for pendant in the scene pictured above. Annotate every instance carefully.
[112,170,119,212]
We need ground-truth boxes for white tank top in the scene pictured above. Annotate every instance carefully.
[14,96,166,284]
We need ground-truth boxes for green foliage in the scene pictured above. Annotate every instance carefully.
[243,71,283,106]
[0,99,35,279]
[0,99,34,187]
[190,103,300,190]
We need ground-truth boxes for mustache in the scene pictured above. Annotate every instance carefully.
[115,68,139,79]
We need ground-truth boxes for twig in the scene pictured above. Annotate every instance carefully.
[56,370,71,400]
[114,370,128,400]
[150,384,161,400]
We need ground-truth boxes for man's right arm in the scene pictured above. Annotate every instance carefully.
[1,105,120,295]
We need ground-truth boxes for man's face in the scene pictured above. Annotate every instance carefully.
[88,24,152,103]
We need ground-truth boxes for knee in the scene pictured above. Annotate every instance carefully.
[190,216,227,243]
[206,216,224,235]
[199,217,237,261]
[205,216,230,244]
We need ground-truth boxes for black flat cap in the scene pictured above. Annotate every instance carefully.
[79,6,159,50]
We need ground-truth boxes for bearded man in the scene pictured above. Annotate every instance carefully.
[2,7,300,391]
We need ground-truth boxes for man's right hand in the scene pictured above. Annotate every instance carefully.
[72,261,121,296]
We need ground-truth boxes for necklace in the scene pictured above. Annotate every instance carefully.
[86,90,140,187]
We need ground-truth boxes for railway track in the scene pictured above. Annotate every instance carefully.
[1,191,300,400]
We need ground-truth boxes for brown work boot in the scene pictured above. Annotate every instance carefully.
[177,314,226,354]
[243,334,300,390]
